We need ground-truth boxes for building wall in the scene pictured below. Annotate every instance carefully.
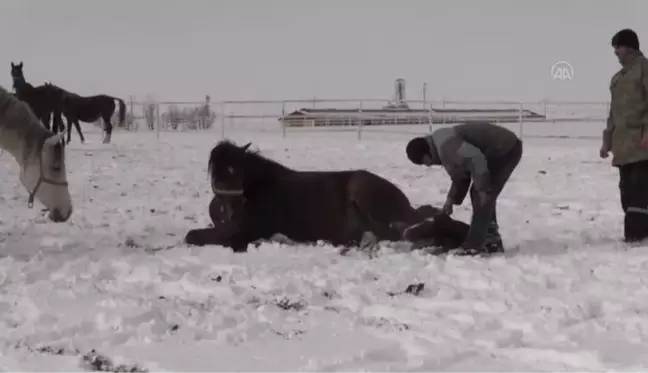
[280,118,315,127]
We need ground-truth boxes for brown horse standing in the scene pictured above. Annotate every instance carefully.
[185,140,441,252]
[44,83,126,144]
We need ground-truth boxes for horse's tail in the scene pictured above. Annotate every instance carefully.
[114,97,126,124]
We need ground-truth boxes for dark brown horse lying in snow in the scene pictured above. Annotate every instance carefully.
[184,140,445,252]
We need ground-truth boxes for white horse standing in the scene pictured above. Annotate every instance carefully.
[0,85,72,222]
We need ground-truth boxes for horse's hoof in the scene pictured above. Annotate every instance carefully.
[184,230,204,246]
[269,233,293,244]
[339,247,352,256]
[360,231,378,251]
[232,245,248,253]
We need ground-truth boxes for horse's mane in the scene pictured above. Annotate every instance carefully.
[0,85,52,154]
[42,82,66,94]
[208,140,291,181]
[13,78,34,90]
[0,85,44,128]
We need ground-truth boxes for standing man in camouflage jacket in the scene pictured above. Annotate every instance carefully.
[406,122,523,256]
[600,28,648,244]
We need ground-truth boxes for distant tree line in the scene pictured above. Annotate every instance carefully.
[141,95,215,131]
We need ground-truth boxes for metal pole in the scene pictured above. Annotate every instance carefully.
[281,101,286,138]
[543,99,548,117]
[220,101,226,139]
[357,100,363,141]
[518,102,524,139]
[155,103,160,140]
[423,82,427,110]
[428,102,433,133]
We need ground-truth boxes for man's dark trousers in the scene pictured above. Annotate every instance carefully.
[619,160,648,242]
[462,140,523,252]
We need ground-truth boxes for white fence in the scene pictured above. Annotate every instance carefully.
[116,98,609,141]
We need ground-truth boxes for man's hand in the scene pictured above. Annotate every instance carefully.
[599,146,609,159]
[442,199,453,215]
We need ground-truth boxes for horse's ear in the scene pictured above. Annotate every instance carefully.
[10,62,14,68]
[241,142,252,151]
[18,61,23,68]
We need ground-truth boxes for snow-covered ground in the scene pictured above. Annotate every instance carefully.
[1,123,647,372]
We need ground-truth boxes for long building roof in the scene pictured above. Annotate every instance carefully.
[279,107,545,120]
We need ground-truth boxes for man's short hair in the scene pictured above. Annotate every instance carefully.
[612,28,640,50]
[406,137,430,164]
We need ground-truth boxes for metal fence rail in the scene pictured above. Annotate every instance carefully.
[112,97,609,140]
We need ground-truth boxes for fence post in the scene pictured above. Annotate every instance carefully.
[128,96,135,131]
[203,95,211,132]
[543,98,548,117]
[518,102,524,139]
[220,101,226,139]
[281,100,287,138]
[356,100,364,141]
[428,102,433,133]
[155,103,161,139]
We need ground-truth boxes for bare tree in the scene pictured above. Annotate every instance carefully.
[160,97,215,131]
[143,94,157,131]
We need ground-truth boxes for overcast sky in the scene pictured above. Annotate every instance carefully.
[1,0,646,104]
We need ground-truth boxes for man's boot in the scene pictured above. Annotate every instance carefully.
[484,221,504,253]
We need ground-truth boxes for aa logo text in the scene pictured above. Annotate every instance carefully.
[551,60,574,81]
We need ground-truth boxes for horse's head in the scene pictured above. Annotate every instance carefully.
[10,61,25,83]
[208,140,253,198]
[20,132,73,222]
[401,213,469,247]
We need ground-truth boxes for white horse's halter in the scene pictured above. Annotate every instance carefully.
[212,188,244,196]
[25,140,68,208]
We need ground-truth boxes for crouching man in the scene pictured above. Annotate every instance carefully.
[405,122,523,256]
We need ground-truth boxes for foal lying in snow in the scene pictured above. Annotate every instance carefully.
[399,214,470,254]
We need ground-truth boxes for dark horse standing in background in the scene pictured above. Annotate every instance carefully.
[184,140,443,252]
[10,62,65,134]
[10,61,126,144]
[44,83,126,144]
